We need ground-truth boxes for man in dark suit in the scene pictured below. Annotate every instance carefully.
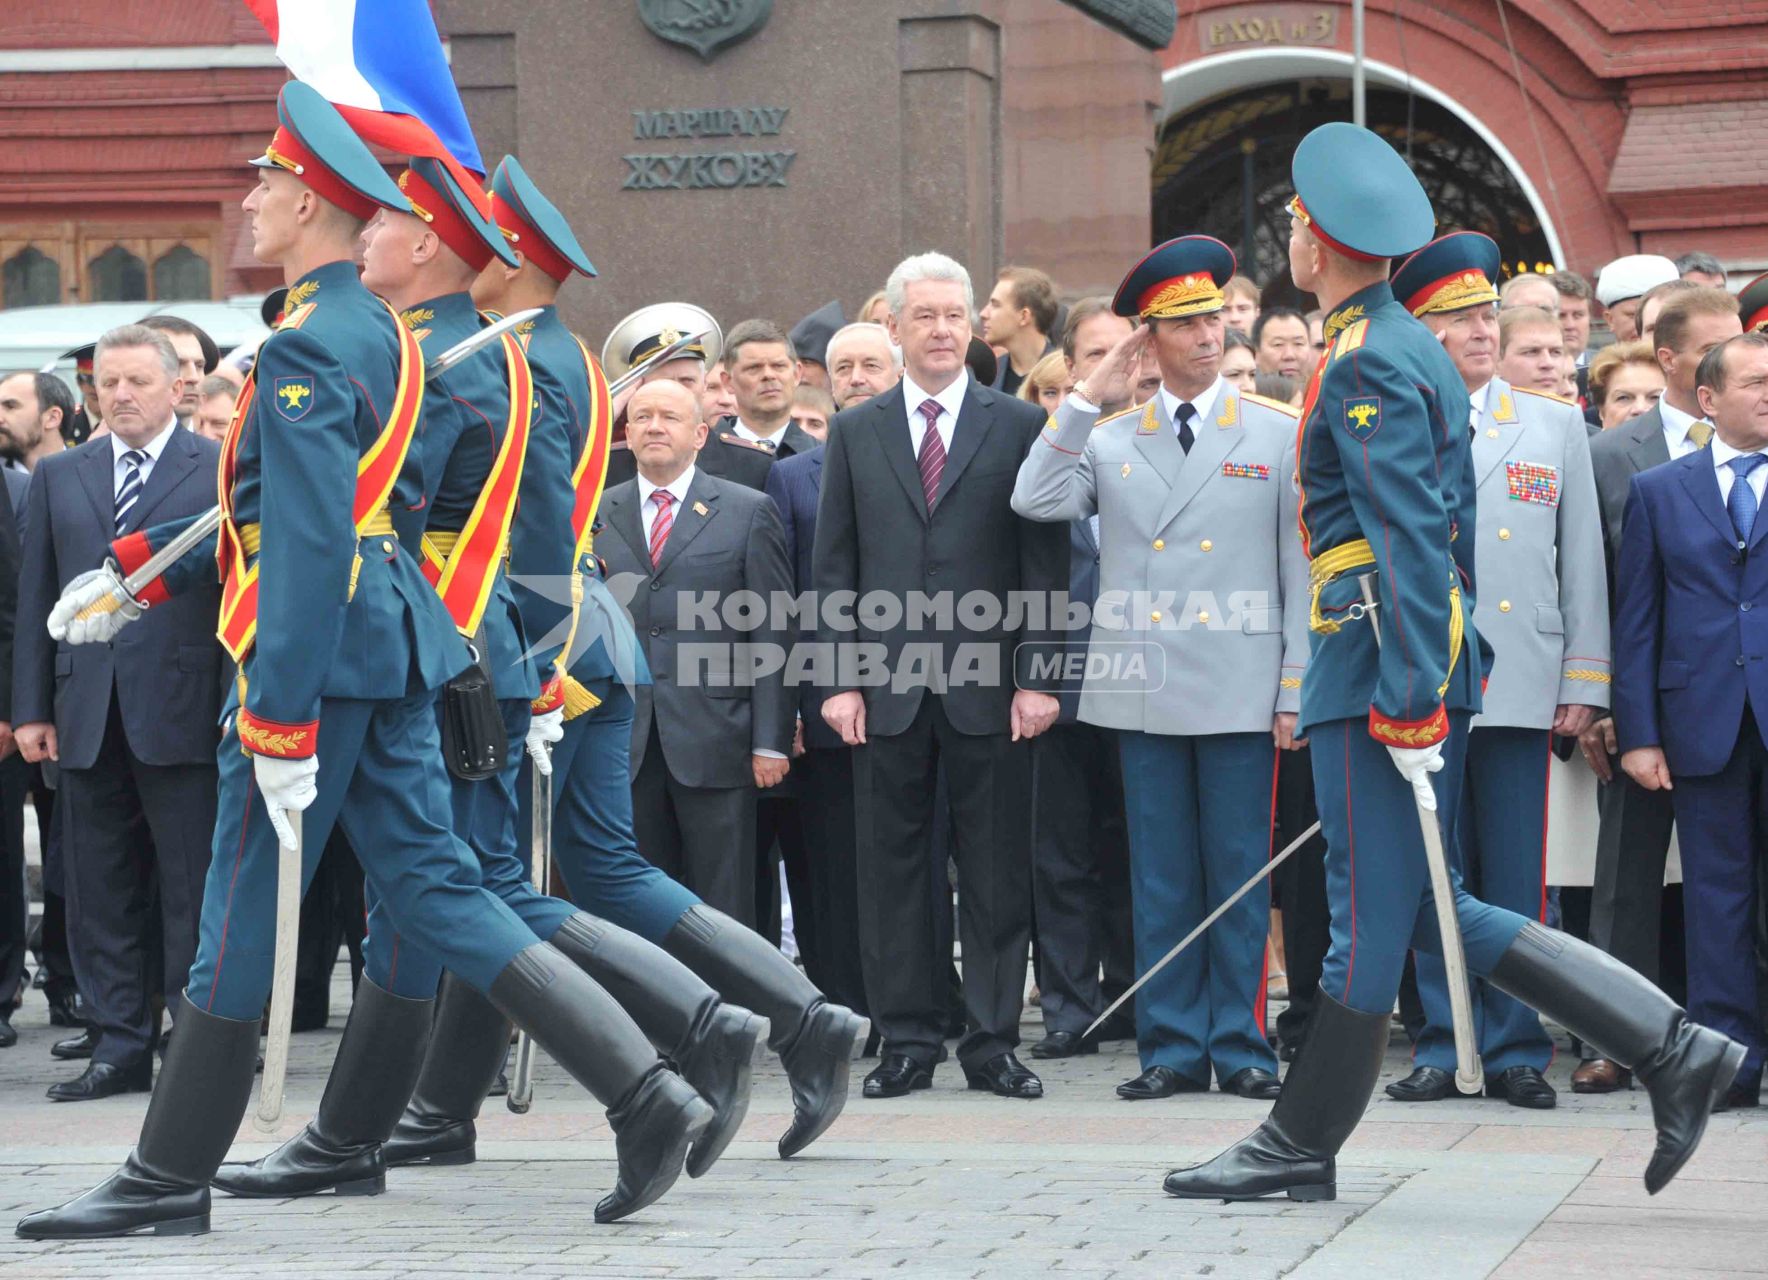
[597,378,794,927]
[721,319,819,461]
[1614,331,1768,1108]
[1576,287,1741,1091]
[0,457,24,1049]
[13,325,222,1100]
[815,252,1067,1101]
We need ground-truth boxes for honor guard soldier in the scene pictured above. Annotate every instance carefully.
[1012,236,1309,1102]
[18,83,715,1241]
[1384,232,1610,1110]
[1164,122,1745,1205]
[206,153,763,1201]
[379,156,866,1174]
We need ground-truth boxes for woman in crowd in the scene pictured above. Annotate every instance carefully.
[1589,340,1666,429]
[1221,328,1257,394]
[1020,350,1072,415]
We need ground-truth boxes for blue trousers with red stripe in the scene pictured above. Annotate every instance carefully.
[1414,727,1553,1073]
[516,678,700,944]
[360,699,578,995]
[1312,712,1530,1016]
[1118,729,1278,1085]
[185,692,538,1019]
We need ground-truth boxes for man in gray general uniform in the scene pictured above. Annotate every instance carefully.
[1384,232,1610,1108]
[1012,236,1310,1101]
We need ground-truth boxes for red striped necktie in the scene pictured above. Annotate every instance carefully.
[917,399,947,511]
[648,488,676,568]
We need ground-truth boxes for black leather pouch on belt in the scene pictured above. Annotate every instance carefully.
[441,626,507,781]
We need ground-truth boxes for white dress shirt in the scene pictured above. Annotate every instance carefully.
[902,370,968,456]
[637,464,697,544]
[731,419,784,450]
[1159,376,1224,439]
[1659,399,1710,459]
[1710,436,1768,507]
[1469,381,1491,425]
[111,418,177,497]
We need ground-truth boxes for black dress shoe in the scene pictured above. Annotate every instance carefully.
[1224,1067,1283,1100]
[48,1059,152,1102]
[1030,1030,1097,1060]
[963,1052,1042,1099]
[1384,1065,1456,1102]
[863,1053,932,1099]
[1486,1065,1557,1110]
[52,1027,98,1060]
[1116,1065,1204,1101]
[0,1012,15,1049]
[46,991,87,1029]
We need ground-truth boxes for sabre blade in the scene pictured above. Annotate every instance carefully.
[606,330,713,399]
[1082,819,1322,1041]
[426,308,545,382]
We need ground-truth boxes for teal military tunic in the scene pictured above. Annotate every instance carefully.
[114,261,541,1012]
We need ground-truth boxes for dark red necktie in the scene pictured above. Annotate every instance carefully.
[917,399,947,511]
[648,489,676,568]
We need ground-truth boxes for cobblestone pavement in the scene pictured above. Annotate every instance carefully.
[0,985,1763,1279]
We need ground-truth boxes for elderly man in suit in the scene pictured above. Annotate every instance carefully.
[1014,237,1309,1101]
[816,252,1067,1101]
[1576,286,1741,1091]
[13,325,222,1100]
[1384,233,1610,1110]
[1615,331,1768,1109]
[597,378,794,926]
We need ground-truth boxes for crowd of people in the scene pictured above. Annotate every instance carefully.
[0,208,1763,1130]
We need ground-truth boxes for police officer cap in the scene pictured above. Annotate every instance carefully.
[1290,122,1435,261]
[790,301,845,366]
[1391,232,1502,318]
[489,156,597,282]
[250,81,412,221]
[1111,236,1235,320]
[1595,254,1678,306]
[400,154,520,271]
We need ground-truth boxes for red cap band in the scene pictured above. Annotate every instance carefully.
[1291,196,1383,264]
[398,168,494,271]
[262,126,379,222]
[489,190,573,282]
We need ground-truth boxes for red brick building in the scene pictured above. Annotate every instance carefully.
[3,1,1766,313]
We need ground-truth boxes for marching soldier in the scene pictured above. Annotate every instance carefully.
[206,153,765,1199]
[1164,122,1744,1204]
[380,156,867,1174]
[1385,232,1609,1110]
[1012,236,1309,1101]
[17,83,714,1240]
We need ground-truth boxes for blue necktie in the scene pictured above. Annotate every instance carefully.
[114,449,147,532]
[1727,453,1766,544]
[1175,402,1196,454]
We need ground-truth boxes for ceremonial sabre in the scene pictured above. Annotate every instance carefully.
[1085,818,1322,1041]
[507,766,553,1114]
[73,309,548,619]
[255,818,302,1132]
[1358,573,1483,1095]
[606,329,714,399]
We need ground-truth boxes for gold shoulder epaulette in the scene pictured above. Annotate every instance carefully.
[1514,385,1576,406]
[1096,404,1140,428]
[718,432,774,453]
[1242,392,1301,418]
[1330,319,1370,360]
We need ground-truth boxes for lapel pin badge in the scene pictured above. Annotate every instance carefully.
[693,501,709,516]
[1121,463,1133,478]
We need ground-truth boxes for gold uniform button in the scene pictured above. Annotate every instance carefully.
[1198,611,1210,623]
[1487,428,1499,439]
[1499,600,1512,613]
[1200,539,1213,552]
[1498,528,1511,541]
[1153,539,1165,551]
[1150,610,1163,623]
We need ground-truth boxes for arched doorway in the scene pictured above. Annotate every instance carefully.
[1155,77,1555,303]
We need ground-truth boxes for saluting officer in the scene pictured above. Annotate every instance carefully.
[1013,237,1309,1102]
[379,157,867,1175]
[1164,122,1744,1205]
[1384,232,1610,1110]
[18,83,714,1241]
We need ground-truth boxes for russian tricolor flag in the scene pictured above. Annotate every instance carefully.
[247,0,485,178]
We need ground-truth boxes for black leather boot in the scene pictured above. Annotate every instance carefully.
[382,974,510,1169]
[489,943,711,1222]
[17,996,259,1239]
[550,914,764,1179]
[664,905,869,1159]
[1488,921,1745,1194]
[1164,991,1388,1202]
[211,978,433,1198]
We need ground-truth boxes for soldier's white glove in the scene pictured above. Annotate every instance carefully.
[47,565,143,646]
[254,754,319,852]
[526,708,565,777]
[1387,742,1444,813]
